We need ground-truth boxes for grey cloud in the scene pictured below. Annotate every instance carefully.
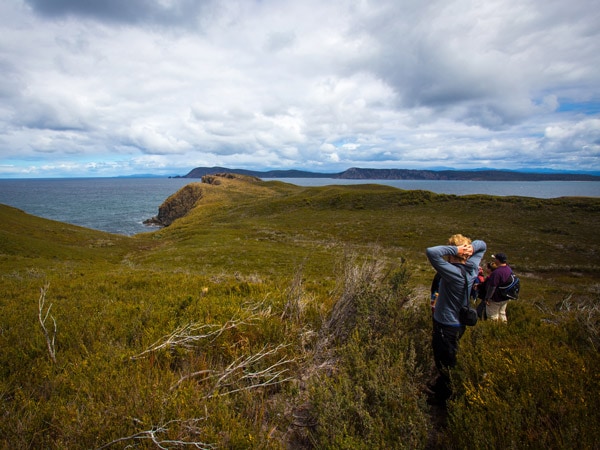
[264,31,297,53]
[0,59,26,103]
[17,101,89,132]
[55,33,92,55]
[24,0,215,27]
[349,0,599,129]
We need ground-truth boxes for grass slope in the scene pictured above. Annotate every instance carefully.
[1,175,599,449]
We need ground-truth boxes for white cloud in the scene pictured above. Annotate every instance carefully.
[0,0,598,177]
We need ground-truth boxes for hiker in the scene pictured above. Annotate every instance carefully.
[484,253,512,322]
[479,261,498,298]
[431,266,481,315]
[471,266,485,300]
[476,261,497,319]
[426,234,487,404]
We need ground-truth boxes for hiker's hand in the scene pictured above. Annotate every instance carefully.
[457,244,473,257]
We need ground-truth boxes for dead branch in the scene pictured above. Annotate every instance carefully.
[96,418,216,449]
[208,343,294,397]
[38,284,57,364]
[170,369,216,392]
[170,343,295,396]
[241,298,273,317]
[131,317,255,360]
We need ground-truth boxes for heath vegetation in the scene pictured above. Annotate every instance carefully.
[0,174,598,449]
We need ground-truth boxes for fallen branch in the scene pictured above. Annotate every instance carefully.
[209,343,294,397]
[170,343,295,396]
[96,418,216,449]
[131,317,254,360]
[38,284,57,364]
[170,369,216,392]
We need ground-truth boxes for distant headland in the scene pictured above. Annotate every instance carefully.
[174,166,600,182]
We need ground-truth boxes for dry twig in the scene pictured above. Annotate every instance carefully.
[38,284,57,364]
[96,418,216,449]
[171,343,295,396]
[131,317,254,360]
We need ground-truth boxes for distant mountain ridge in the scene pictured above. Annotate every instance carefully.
[180,167,335,179]
[179,166,600,181]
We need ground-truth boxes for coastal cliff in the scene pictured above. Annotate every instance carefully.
[144,183,204,227]
[144,173,262,227]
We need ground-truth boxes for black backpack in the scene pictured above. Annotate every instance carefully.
[498,273,520,300]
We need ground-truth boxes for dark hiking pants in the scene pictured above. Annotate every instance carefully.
[431,320,465,401]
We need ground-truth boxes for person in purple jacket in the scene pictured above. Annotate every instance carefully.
[425,234,487,404]
[484,252,513,322]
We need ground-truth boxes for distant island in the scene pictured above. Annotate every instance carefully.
[176,166,600,181]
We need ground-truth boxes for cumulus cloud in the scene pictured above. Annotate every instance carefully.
[0,0,598,177]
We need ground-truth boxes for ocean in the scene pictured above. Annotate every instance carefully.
[0,177,193,236]
[0,177,598,236]
[271,178,600,198]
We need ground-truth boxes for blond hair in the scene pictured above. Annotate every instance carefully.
[447,233,471,246]
[447,234,472,262]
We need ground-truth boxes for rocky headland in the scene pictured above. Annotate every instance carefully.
[144,173,261,227]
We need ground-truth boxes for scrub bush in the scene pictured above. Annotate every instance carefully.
[305,256,431,449]
[446,299,600,450]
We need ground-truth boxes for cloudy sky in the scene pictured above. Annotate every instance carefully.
[1,0,599,178]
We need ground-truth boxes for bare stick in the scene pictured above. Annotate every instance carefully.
[131,317,255,360]
[170,369,216,392]
[38,284,57,364]
[96,418,216,449]
[170,343,295,397]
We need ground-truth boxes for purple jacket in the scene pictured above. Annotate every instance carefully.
[485,265,512,302]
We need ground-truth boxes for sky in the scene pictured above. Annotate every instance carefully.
[1,0,599,178]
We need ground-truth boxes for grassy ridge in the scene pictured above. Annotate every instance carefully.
[1,175,599,449]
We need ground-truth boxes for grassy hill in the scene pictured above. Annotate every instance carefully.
[1,174,599,449]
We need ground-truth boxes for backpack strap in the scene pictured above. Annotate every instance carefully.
[457,265,470,307]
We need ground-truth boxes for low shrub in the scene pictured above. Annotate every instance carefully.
[305,256,431,449]
[447,298,600,449]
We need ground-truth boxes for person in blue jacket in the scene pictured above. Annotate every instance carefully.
[426,234,487,404]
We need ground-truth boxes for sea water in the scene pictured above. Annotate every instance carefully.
[0,177,193,236]
[0,177,598,236]
[270,178,600,198]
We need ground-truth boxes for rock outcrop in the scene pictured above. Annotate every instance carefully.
[144,173,262,228]
[201,172,261,185]
[144,183,204,227]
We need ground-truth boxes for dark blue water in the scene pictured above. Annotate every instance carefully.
[0,177,598,235]
[0,178,193,236]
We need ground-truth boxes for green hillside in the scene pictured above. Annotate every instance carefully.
[1,174,599,449]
